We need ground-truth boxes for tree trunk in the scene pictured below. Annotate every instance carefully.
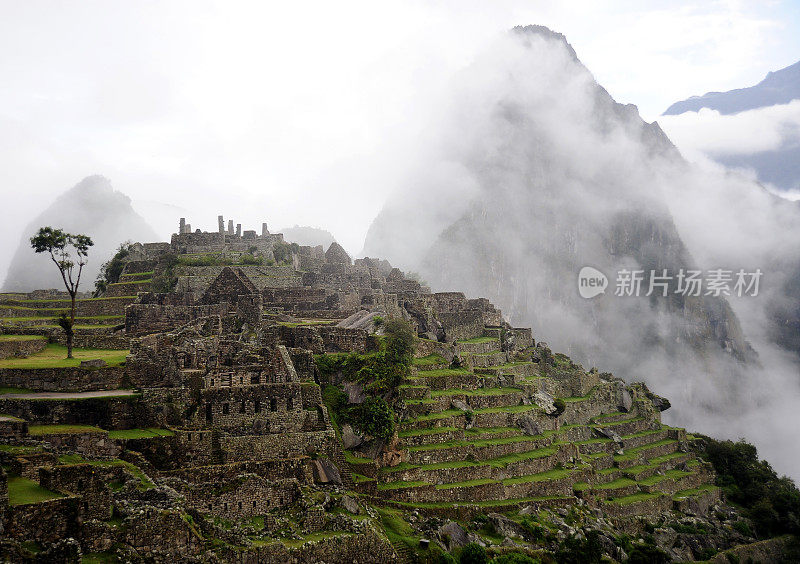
[67,292,76,359]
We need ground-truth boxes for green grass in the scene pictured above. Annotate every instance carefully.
[381,445,561,474]
[0,444,41,455]
[429,387,521,398]
[606,492,663,506]
[437,477,497,489]
[0,335,47,341]
[502,466,583,485]
[457,337,498,344]
[0,386,35,394]
[638,469,692,486]
[406,432,553,453]
[377,507,417,553]
[7,475,64,505]
[58,455,154,490]
[393,495,570,510]
[343,450,372,464]
[673,484,719,500]
[595,477,636,490]
[398,426,458,438]
[647,451,686,465]
[107,428,175,439]
[413,368,470,378]
[28,424,105,435]
[0,344,129,368]
[377,480,432,490]
[413,354,447,366]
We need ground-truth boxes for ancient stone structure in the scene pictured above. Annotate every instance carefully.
[0,217,778,562]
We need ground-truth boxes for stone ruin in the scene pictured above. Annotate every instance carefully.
[0,217,771,562]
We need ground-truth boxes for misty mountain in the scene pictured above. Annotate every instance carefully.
[2,175,158,292]
[363,25,800,475]
[664,59,800,115]
[279,225,337,249]
[662,60,800,192]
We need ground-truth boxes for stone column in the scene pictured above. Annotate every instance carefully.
[236,224,242,237]
[228,220,234,235]
[179,218,186,234]
[218,215,225,234]
[262,222,269,237]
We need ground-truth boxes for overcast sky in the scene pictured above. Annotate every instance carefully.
[1,0,798,279]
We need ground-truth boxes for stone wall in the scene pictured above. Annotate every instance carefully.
[33,430,121,459]
[0,395,143,428]
[0,338,46,359]
[439,310,485,342]
[125,302,228,336]
[184,475,300,519]
[5,496,81,543]
[0,366,127,392]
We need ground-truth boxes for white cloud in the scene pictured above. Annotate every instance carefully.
[659,100,800,156]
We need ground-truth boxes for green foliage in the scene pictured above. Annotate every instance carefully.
[552,398,566,416]
[151,254,179,293]
[94,242,132,295]
[625,542,670,564]
[272,241,300,264]
[426,546,457,564]
[178,254,232,267]
[373,315,385,327]
[459,543,488,564]
[519,516,547,542]
[239,253,262,265]
[353,396,395,439]
[554,530,602,564]
[732,520,753,537]
[700,436,800,537]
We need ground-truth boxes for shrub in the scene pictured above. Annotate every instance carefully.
[354,397,395,440]
[732,520,753,537]
[459,543,488,564]
[552,398,566,417]
[626,543,670,564]
[151,254,179,293]
[272,241,299,264]
[699,436,800,537]
[554,530,602,564]
[94,241,132,295]
[239,253,261,265]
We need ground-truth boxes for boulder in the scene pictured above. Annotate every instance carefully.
[618,389,633,412]
[487,513,528,540]
[515,414,541,436]
[340,495,360,514]
[438,521,468,549]
[451,399,471,412]
[311,458,342,485]
[341,424,363,450]
[343,381,365,405]
[534,391,558,415]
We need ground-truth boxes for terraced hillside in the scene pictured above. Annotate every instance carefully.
[337,328,720,523]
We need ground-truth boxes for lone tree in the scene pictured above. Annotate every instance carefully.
[30,227,93,358]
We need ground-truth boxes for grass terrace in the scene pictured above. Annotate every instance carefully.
[28,424,106,435]
[0,344,129,369]
[0,334,47,341]
[7,475,64,505]
[456,336,498,344]
[107,428,175,440]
